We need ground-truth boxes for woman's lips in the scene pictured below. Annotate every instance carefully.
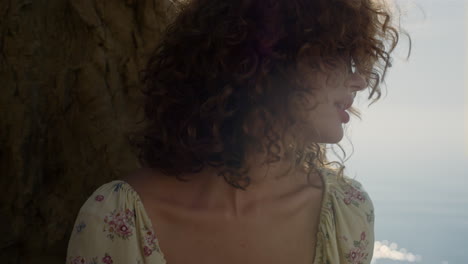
[335,105,350,123]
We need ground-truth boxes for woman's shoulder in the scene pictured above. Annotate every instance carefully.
[75,180,135,219]
[314,167,375,263]
[320,167,370,196]
[320,167,373,208]
[66,169,166,263]
[120,167,162,198]
[71,176,147,240]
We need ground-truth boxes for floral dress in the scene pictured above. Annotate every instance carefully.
[66,167,375,264]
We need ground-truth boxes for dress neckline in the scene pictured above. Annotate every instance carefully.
[115,166,330,264]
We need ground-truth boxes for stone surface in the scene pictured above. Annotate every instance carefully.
[0,0,176,262]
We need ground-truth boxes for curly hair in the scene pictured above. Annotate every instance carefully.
[128,0,410,190]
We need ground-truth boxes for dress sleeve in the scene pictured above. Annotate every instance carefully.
[66,181,166,264]
[332,177,375,264]
[314,168,375,264]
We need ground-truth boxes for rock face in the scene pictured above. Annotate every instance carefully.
[0,0,175,262]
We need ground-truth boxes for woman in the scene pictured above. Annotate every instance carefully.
[66,0,406,263]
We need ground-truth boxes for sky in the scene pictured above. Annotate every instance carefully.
[326,0,467,263]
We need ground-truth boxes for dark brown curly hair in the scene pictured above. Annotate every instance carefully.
[128,0,410,190]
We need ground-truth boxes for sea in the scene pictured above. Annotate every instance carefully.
[340,154,468,264]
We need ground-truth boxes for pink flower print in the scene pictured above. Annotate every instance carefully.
[145,230,156,246]
[102,253,113,264]
[344,197,352,205]
[349,248,359,261]
[144,245,153,256]
[118,223,131,237]
[95,195,104,201]
[141,226,160,256]
[346,247,366,264]
[104,209,135,240]
[343,185,367,207]
[343,231,370,264]
[69,256,86,264]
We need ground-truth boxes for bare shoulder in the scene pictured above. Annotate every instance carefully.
[122,168,193,221]
[121,167,163,195]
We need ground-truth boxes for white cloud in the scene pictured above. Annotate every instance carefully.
[372,240,422,263]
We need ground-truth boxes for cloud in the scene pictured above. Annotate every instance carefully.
[372,240,422,263]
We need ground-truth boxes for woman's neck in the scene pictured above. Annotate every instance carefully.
[160,155,320,220]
